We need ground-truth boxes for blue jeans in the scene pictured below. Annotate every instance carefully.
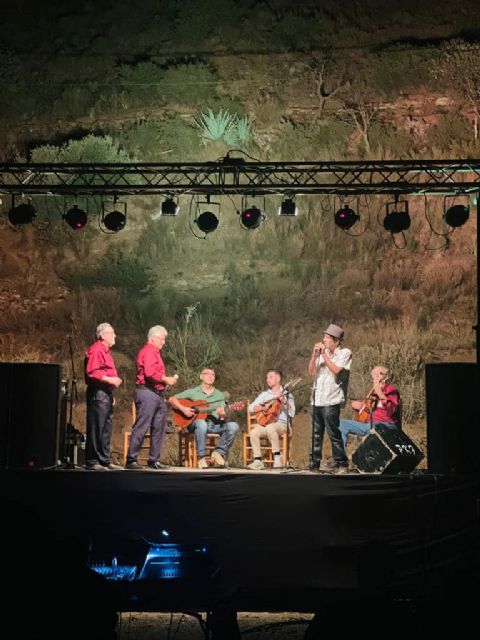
[189,418,239,458]
[339,419,398,448]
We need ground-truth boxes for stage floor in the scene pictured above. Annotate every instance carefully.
[1,469,479,612]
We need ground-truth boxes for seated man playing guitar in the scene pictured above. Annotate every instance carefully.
[247,369,296,470]
[168,368,240,469]
[339,365,400,450]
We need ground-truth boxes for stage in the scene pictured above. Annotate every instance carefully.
[1,467,479,616]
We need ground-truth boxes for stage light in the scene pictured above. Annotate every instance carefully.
[240,205,264,230]
[104,209,126,232]
[63,205,87,230]
[334,205,359,230]
[278,198,298,216]
[8,202,36,226]
[161,530,170,537]
[161,198,179,216]
[195,211,219,234]
[383,199,410,234]
[443,204,469,228]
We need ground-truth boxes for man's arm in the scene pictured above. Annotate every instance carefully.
[248,392,266,414]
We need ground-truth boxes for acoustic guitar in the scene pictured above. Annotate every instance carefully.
[353,387,379,424]
[171,398,245,429]
[254,377,302,427]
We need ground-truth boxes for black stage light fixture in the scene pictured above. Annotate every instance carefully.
[63,204,87,230]
[161,197,179,216]
[383,198,411,234]
[195,211,219,234]
[334,205,359,230]
[8,201,36,226]
[443,204,469,228]
[240,205,264,230]
[278,198,298,216]
[104,209,126,232]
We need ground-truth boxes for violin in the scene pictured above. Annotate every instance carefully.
[353,387,379,424]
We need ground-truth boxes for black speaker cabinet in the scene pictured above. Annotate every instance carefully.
[0,362,62,469]
[426,363,479,473]
[352,424,424,474]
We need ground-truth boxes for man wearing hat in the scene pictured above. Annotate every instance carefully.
[308,323,351,473]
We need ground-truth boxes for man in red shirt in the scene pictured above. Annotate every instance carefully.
[84,322,123,470]
[339,365,400,450]
[125,325,178,470]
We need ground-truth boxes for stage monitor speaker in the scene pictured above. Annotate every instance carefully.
[425,363,479,474]
[0,362,62,469]
[352,424,424,474]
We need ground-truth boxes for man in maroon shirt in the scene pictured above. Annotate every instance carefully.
[84,322,123,470]
[125,325,178,470]
[339,365,400,450]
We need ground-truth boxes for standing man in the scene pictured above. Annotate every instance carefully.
[84,322,123,470]
[169,368,239,469]
[125,325,178,470]
[308,323,352,474]
[340,366,400,449]
[247,369,295,470]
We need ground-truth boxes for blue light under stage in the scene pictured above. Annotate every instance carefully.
[1,469,479,615]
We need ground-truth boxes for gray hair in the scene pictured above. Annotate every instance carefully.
[96,322,113,338]
[148,325,168,341]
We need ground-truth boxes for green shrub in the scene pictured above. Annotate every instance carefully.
[116,118,200,161]
[117,61,166,108]
[159,63,219,106]
[63,249,155,292]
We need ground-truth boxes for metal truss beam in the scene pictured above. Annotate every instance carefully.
[1,159,480,196]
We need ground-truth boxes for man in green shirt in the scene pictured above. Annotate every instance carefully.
[169,368,239,468]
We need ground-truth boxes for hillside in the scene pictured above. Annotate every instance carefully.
[0,0,478,466]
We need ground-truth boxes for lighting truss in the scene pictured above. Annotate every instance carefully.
[1,159,480,196]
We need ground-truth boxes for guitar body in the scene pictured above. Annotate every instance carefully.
[171,399,209,429]
[353,391,378,424]
[256,398,282,426]
[171,398,245,429]
[354,400,373,424]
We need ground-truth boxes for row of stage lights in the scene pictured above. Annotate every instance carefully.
[7,197,127,232]
[6,195,470,235]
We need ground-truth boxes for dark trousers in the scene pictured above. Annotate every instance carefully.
[127,387,167,464]
[311,404,348,468]
[86,388,113,466]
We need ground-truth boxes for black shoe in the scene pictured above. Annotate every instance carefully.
[125,461,144,470]
[147,461,169,470]
[104,463,123,470]
[85,463,110,471]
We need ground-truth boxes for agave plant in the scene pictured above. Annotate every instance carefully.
[236,115,253,144]
[197,108,237,142]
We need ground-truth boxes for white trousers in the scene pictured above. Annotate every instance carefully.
[249,420,287,458]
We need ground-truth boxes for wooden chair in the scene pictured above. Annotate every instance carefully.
[123,402,151,465]
[178,428,220,468]
[242,402,291,468]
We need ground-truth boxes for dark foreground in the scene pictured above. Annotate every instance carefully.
[1,468,479,639]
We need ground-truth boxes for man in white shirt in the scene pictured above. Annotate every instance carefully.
[308,323,351,473]
[247,369,295,470]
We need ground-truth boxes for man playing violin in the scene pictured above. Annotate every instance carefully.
[168,368,239,469]
[247,369,295,470]
[339,365,400,450]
